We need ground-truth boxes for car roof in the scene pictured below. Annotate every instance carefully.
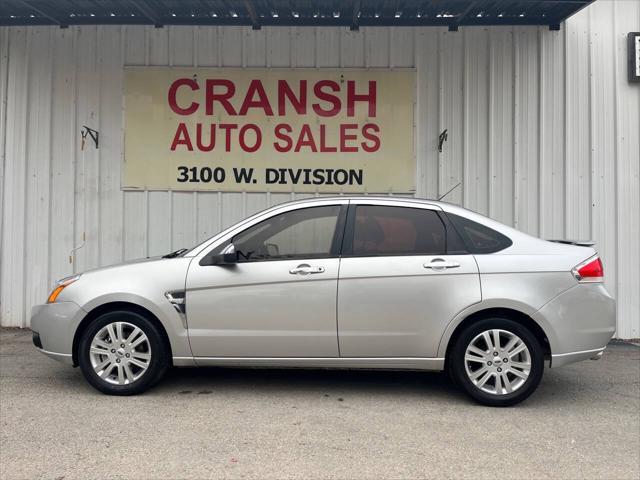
[273,195,449,208]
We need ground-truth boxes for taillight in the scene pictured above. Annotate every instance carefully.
[572,256,604,283]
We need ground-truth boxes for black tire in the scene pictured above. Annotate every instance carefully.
[78,310,170,395]
[449,317,545,407]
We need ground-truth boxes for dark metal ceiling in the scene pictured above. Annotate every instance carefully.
[0,1,594,30]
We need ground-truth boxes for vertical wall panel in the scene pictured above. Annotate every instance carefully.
[364,28,389,67]
[390,27,414,67]
[340,29,365,67]
[73,26,99,274]
[564,14,592,240]
[291,27,315,67]
[514,28,540,235]
[0,28,30,326]
[148,26,169,65]
[148,191,171,256]
[0,28,9,265]
[463,28,490,215]
[168,26,197,254]
[123,191,146,260]
[1,5,639,337]
[220,27,242,66]
[415,29,440,199]
[170,26,195,66]
[612,0,640,338]
[488,28,515,226]
[539,28,566,239]
[220,192,244,229]
[316,28,340,67]
[49,29,76,286]
[439,30,464,204]
[588,2,618,303]
[122,26,147,260]
[196,192,221,243]
[1,28,29,326]
[268,28,291,67]
[244,27,267,66]
[23,28,53,319]
[97,27,124,268]
[172,192,196,251]
[195,26,219,67]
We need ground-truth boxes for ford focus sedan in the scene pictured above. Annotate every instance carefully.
[31,197,615,406]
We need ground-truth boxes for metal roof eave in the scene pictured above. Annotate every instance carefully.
[0,0,596,30]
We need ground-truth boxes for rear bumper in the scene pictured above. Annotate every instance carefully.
[31,301,86,364]
[533,283,616,368]
[551,346,606,367]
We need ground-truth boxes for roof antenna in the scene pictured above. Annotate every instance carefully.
[438,182,461,201]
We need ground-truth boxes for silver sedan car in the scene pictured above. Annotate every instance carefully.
[32,197,615,406]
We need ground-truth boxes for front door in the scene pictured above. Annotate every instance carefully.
[186,204,345,358]
[337,202,481,358]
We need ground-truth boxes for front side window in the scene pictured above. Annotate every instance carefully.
[350,205,446,256]
[231,205,340,262]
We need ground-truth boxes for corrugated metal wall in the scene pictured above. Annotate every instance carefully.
[1,0,639,337]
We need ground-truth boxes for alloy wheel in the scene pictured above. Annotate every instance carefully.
[89,321,152,385]
[464,329,531,395]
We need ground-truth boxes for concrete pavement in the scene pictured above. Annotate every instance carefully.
[1,328,638,479]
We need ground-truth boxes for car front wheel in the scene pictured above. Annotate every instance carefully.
[449,318,545,407]
[78,310,169,395]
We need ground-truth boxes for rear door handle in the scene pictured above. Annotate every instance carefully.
[289,264,325,275]
[424,259,460,270]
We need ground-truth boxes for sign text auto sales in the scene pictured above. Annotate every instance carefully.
[169,78,381,154]
[123,68,415,192]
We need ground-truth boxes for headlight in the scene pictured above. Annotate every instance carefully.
[47,274,81,303]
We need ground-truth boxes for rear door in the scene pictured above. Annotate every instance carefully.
[337,201,481,358]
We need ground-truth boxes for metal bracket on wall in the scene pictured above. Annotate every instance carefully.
[81,125,99,149]
[438,129,448,153]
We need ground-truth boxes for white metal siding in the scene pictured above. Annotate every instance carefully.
[1,1,639,337]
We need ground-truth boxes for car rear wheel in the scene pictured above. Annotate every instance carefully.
[449,318,544,407]
[78,310,169,395]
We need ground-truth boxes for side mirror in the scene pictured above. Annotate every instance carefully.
[202,243,238,266]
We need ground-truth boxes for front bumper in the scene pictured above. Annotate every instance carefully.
[31,301,86,365]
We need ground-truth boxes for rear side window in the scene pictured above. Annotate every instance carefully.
[446,213,512,254]
[350,205,446,256]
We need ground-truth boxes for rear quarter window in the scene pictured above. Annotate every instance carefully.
[445,213,512,254]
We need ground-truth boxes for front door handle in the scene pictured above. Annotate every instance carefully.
[424,259,460,270]
[289,264,325,275]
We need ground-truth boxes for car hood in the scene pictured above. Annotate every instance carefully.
[56,256,193,307]
[79,255,172,275]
